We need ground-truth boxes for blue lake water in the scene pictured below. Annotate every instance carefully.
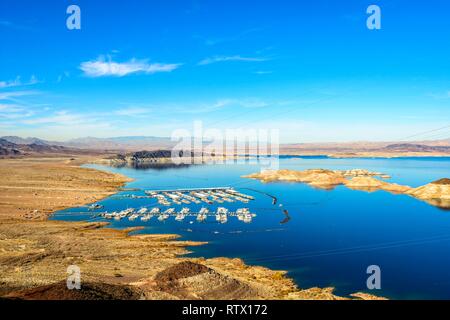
[52,157,450,300]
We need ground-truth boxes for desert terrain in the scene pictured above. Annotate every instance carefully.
[0,155,384,300]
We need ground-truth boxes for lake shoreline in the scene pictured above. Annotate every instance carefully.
[0,156,385,300]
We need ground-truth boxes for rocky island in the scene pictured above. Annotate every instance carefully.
[244,169,450,209]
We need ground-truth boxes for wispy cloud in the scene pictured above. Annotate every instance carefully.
[427,91,450,100]
[0,103,23,112]
[253,70,273,75]
[56,71,70,83]
[21,110,87,125]
[198,55,268,66]
[80,56,181,77]
[0,103,34,119]
[114,106,153,116]
[0,20,33,31]
[194,28,264,46]
[0,90,40,103]
[170,98,270,114]
[0,75,40,89]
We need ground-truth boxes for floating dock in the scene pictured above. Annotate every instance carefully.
[144,187,255,205]
[99,207,256,224]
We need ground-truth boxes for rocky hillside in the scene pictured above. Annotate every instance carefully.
[407,178,450,209]
[383,144,450,153]
[0,138,84,157]
[0,139,21,156]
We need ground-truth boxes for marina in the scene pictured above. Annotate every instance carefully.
[95,206,256,224]
[143,187,255,205]
[50,187,268,226]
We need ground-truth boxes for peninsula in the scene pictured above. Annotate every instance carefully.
[244,169,450,209]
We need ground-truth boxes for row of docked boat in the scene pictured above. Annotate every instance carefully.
[100,206,255,223]
[144,188,255,206]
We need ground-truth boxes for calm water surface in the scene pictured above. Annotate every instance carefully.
[52,157,450,299]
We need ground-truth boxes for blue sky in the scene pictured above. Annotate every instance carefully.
[0,0,449,143]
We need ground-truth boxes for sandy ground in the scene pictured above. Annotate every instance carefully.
[0,156,384,300]
[0,157,132,220]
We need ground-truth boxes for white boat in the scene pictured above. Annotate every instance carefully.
[217,207,228,214]
[197,213,207,222]
[196,207,208,222]
[137,207,148,214]
[215,207,228,222]
[164,208,175,215]
[103,212,114,219]
[180,207,190,214]
[88,204,103,210]
[175,208,190,221]
[175,213,186,221]
[128,213,139,221]
[159,208,174,221]
[120,208,134,215]
[141,214,152,222]
[236,208,247,221]
[150,208,160,215]
[158,213,170,221]
[220,213,228,223]
[243,213,252,223]
[118,208,133,218]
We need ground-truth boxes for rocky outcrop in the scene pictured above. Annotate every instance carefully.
[4,281,145,300]
[407,179,450,209]
[245,169,391,190]
[345,176,411,193]
[383,144,450,153]
[0,139,21,156]
[244,169,450,209]
[0,138,75,157]
[245,169,347,189]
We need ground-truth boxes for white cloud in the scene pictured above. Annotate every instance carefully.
[0,77,21,88]
[114,106,153,116]
[80,56,181,77]
[56,71,70,83]
[427,91,450,100]
[253,70,273,75]
[0,75,41,88]
[21,110,86,125]
[198,55,268,66]
[170,98,270,114]
[0,90,39,101]
[0,103,35,119]
[0,103,22,112]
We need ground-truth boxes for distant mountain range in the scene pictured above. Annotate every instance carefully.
[1,135,176,151]
[281,139,450,153]
[1,135,450,155]
[0,138,70,156]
